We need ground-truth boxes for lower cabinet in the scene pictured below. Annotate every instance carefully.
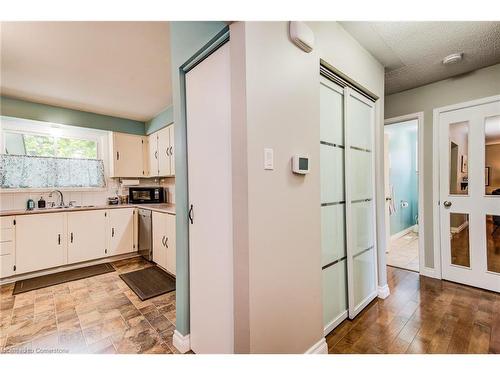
[108,208,136,256]
[15,212,66,274]
[0,217,16,278]
[152,212,176,275]
[0,207,138,279]
[68,210,108,263]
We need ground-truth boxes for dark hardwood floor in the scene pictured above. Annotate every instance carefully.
[326,266,500,354]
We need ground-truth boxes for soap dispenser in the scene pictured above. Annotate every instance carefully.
[27,198,35,210]
[38,196,46,209]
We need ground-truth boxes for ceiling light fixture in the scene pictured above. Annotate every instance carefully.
[442,53,463,65]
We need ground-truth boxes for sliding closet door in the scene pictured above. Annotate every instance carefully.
[320,77,348,335]
[345,88,378,319]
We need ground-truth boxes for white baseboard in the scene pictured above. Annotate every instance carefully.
[173,330,191,354]
[377,284,390,299]
[305,337,328,354]
[323,310,348,336]
[420,266,440,279]
[390,225,417,241]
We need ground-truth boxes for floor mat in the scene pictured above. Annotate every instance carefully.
[13,263,115,295]
[119,266,175,301]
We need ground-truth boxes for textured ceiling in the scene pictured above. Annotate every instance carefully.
[0,22,171,121]
[340,21,500,95]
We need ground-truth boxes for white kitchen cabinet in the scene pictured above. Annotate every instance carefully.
[108,208,136,255]
[67,210,107,264]
[168,125,175,176]
[0,216,16,278]
[15,213,66,274]
[109,132,147,177]
[148,132,160,176]
[148,124,175,177]
[165,213,176,275]
[152,211,176,275]
[152,211,167,269]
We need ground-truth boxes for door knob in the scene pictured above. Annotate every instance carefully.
[443,201,452,208]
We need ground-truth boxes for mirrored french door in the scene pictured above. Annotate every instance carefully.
[439,97,500,292]
[320,74,378,335]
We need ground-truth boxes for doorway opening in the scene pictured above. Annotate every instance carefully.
[384,114,424,273]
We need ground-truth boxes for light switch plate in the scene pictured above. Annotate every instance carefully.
[264,148,274,170]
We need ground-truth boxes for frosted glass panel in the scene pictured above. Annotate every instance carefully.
[320,145,344,203]
[353,247,376,307]
[351,200,374,256]
[349,96,372,150]
[322,260,348,328]
[351,149,373,201]
[320,83,344,145]
[321,204,346,266]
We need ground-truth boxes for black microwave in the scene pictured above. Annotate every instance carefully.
[129,187,165,204]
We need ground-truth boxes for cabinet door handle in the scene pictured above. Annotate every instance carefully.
[155,150,158,159]
[169,146,173,156]
[116,151,120,160]
[58,234,61,245]
[166,147,169,156]
[165,237,168,248]
[112,227,115,237]
[188,204,194,224]
[70,232,73,243]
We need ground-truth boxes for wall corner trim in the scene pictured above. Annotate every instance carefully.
[173,330,191,353]
[377,284,391,299]
[304,338,328,354]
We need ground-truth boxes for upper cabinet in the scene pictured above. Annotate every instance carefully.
[109,132,148,178]
[148,124,175,177]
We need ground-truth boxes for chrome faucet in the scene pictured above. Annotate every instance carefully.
[49,190,65,207]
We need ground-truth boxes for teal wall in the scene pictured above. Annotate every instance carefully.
[145,105,174,135]
[1,96,145,135]
[171,21,227,337]
[385,120,418,235]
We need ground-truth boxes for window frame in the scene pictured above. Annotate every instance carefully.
[0,116,110,193]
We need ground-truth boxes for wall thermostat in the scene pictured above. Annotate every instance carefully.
[292,155,310,175]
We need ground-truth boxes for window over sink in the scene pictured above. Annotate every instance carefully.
[0,116,107,189]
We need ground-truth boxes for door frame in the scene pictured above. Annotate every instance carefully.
[384,112,426,275]
[432,94,500,281]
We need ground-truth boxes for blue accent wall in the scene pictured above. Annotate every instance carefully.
[170,21,227,337]
[145,106,174,135]
[385,120,418,235]
[1,96,146,135]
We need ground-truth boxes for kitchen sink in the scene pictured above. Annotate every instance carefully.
[40,205,96,210]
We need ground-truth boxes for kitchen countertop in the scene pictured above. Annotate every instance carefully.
[0,203,176,217]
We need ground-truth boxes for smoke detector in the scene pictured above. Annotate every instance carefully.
[442,53,463,65]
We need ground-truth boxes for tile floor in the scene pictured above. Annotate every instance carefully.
[0,257,178,354]
[387,231,419,272]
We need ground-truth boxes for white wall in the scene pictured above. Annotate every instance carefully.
[230,21,385,353]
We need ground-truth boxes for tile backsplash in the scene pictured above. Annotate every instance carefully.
[0,177,175,210]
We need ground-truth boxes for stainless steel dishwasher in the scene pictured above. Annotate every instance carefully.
[138,208,152,261]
